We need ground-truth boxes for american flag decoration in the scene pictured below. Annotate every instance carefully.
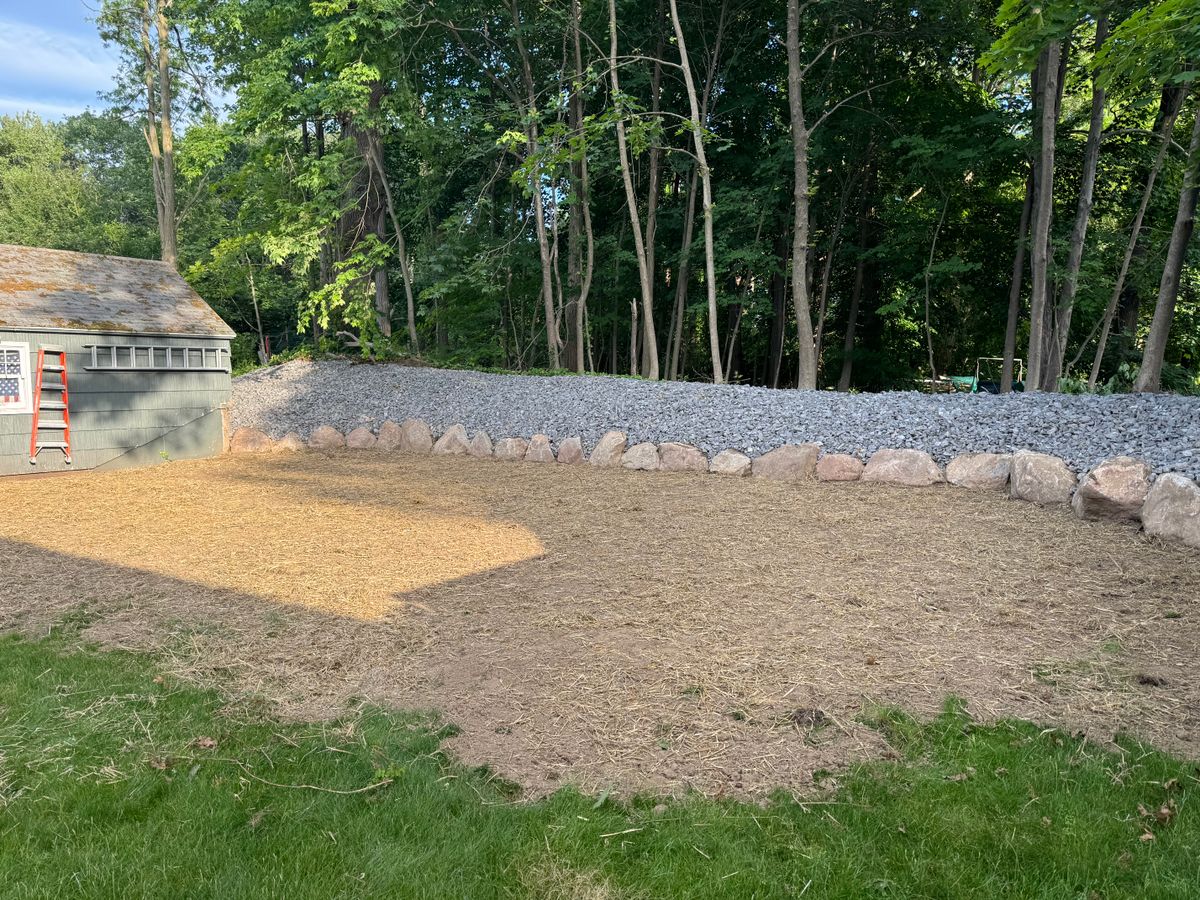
[0,349,22,404]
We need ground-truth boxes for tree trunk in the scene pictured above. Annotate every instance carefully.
[154,1,177,268]
[837,252,865,392]
[669,168,699,380]
[609,0,660,379]
[813,176,854,367]
[365,135,417,349]
[838,177,875,392]
[1088,86,1190,388]
[351,110,391,339]
[569,0,595,373]
[1001,166,1034,393]
[577,161,596,373]
[1026,40,1061,391]
[669,0,722,383]
[564,36,581,374]
[1042,18,1107,390]
[510,1,560,369]
[139,1,176,268]
[786,0,816,389]
[245,253,268,365]
[665,1,725,382]
[1135,105,1200,392]
[644,12,666,376]
[924,197,949,382]
[769,230,788,389]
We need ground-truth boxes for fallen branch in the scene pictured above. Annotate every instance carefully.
[236,762,394,796]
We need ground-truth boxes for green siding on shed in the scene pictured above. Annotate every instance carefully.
[0,329,231,476]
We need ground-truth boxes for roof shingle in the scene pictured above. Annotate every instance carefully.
[0,244,234,339]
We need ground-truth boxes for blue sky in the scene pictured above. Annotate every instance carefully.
[0,0,120,118]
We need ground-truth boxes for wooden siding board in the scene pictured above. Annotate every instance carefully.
[0,327,232,476]
[94,409,225,471]
[0,409,225,476]
[68,373,232,395]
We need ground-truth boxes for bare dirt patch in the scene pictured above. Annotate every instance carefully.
[2,453,1198,798]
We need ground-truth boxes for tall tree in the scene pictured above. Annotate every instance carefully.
[1087,86,1189,388]
[566,0,596,373]
[670,0,723,383]
[1041,17,1107,390]
[608,0,660,380]
[1001,166,1034,392]
[100,0,180,267]
[1136,104,1200,391]
[1026,38,1062,391]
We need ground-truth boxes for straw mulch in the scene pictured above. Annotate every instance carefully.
[2,452,1198,798]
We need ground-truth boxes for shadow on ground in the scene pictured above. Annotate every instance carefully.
[2,452,1197,797]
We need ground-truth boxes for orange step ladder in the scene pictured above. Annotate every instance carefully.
[29,346,72,465]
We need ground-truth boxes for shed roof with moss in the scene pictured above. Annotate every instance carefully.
[0,244,235,339]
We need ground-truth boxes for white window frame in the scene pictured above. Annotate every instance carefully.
[83,343,230,373]
[0,341,33,415]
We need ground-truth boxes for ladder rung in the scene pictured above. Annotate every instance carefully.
[31,347,71,464]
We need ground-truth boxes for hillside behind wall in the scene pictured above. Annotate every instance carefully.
[231,360,1200,481]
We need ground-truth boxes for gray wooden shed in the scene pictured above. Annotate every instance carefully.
[0,244,234,476]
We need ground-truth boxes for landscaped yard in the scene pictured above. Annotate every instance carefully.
[2,453,1199,896]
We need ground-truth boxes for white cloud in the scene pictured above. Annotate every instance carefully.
[0,18,118,114]
[0,95,99,118]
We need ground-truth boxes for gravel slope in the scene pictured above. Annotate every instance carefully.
[231,360,1200,479]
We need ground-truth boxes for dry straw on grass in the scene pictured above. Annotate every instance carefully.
[2,452,1198,798]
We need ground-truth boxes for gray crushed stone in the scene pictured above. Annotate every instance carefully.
[231,360,1200,479]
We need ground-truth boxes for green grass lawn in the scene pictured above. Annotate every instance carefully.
[0,634,1197,899]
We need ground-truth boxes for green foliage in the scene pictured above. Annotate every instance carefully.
[0,113,156,257]
[5,0,1196,391]
[1097,0,1200,89]
[982,0,1087,75]
[3,634,1199,898]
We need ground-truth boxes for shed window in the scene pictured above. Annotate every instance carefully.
[0,342,33,415]
[85,344,229,373]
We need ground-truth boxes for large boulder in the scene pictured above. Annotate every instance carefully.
[399,419,433,453]
[589,430,628,467]
[816,453,864,482]
[493,437,528,461]
[557,436,585,465]
[432,424,470,455]
[525,434,556,463]
[376,420,404,451]
[345,426,377,450]
[752,444,819,480]
[468,431,494,459]
[230,427,273,454]
[1141,473,1200,549]
[946,453,1011,491]
[308,425,345,452]
[1072,456,1151,522]
[862,448,943,487]
[273,432,306,453]
[622,442,660,471]
[1010,450,1076,505]
[659,442,708,473]
[709,449,752,476]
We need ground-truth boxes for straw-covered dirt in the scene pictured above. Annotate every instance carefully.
[2,453,1198,798]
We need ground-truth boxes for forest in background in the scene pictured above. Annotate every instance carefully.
[0,0,1197,392]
